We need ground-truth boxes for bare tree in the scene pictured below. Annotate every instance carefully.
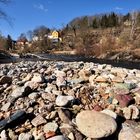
[0,0,11,24]
[130,11,138,40]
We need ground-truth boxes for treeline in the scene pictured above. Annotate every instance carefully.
[66,11,140,30]
[1,11,140,54]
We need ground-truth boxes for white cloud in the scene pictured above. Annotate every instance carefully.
[115,7,123,10]
[34,3,48,12]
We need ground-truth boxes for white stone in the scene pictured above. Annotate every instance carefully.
[31,73,44,83]
[76,110,117,138]
[55,95,74,107]
[43,122,58,133]
[101,109,117,119]
[18,133,33,140]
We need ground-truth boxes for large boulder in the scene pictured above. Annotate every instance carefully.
[76,110,117,139]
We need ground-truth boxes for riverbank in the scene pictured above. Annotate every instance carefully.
[0,60,140,140]
[1,49,140,69]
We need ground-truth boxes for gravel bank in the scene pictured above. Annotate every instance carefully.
[0,60,140,140]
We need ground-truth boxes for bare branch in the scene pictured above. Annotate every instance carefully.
[0,0,11,4]
[0,0,13,26]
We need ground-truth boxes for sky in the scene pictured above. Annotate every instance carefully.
[0,0,140,40]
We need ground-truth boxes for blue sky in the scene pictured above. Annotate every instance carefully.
[0,0,140,40]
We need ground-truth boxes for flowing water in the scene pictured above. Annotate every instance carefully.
[1,53,140,70]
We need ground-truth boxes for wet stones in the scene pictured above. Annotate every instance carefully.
[76,110,117,138]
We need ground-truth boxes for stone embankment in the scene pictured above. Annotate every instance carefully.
[0,60,140,140]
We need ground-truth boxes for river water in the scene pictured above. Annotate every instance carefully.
[38,54,140,70]
[1,53,140,70]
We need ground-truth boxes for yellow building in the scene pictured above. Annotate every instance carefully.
[52,30,59,39]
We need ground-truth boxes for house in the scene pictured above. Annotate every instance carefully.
[48,30,62,43]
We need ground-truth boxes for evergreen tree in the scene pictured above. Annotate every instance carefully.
[123,13,131,22]
[100,14,108,28]
[5,34,12,50]
[110,12,118,27]
[80,16,88,29]
[92,18,98,28]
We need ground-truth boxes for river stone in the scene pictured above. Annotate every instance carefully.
[18,133,33,140]
[31,73,44,83]
[101,109,117,119]
[95,76,108,82]
[78,69,90,81]
[28,92,39,100]
[43,122,58,133]
[22,73,32,82]
[0,130,8,140]
[31,115,47,127]
[123,105,139,119]
[11,86,32,99]
[47,135,67,140]
[115,94,134,107]
[55,95,74,106]
[111,76,124,83]
[55,70,66,87]
[118,123,140,140]
[1,102,11,111]
[76,110,117,138]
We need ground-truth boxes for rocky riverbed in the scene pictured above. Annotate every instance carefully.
[0,60,140,140]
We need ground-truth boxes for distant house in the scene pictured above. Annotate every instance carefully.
[31,30,62,44]
[48,30,62,43]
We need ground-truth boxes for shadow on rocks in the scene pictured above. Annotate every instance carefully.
[0,110,35,132]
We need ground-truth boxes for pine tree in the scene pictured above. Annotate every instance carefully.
[4,34,12,50]
[108,12,118,27]
[92,18,98,28]
[100,14,108,28]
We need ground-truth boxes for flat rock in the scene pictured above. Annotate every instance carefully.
[115,94,134,107]
[95,76,108,82]
[47,135,66,140]
[31,115,47,127]
[43,122,58,133]
[28,92,39,100]
[1,102,11,112]
[11,86,32,99]
[55,70,66,87]
[31,73,44,83]
[76,110,117,139]
[55,95,74,107]
[58,109,72,124]
[18,133,33,140]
